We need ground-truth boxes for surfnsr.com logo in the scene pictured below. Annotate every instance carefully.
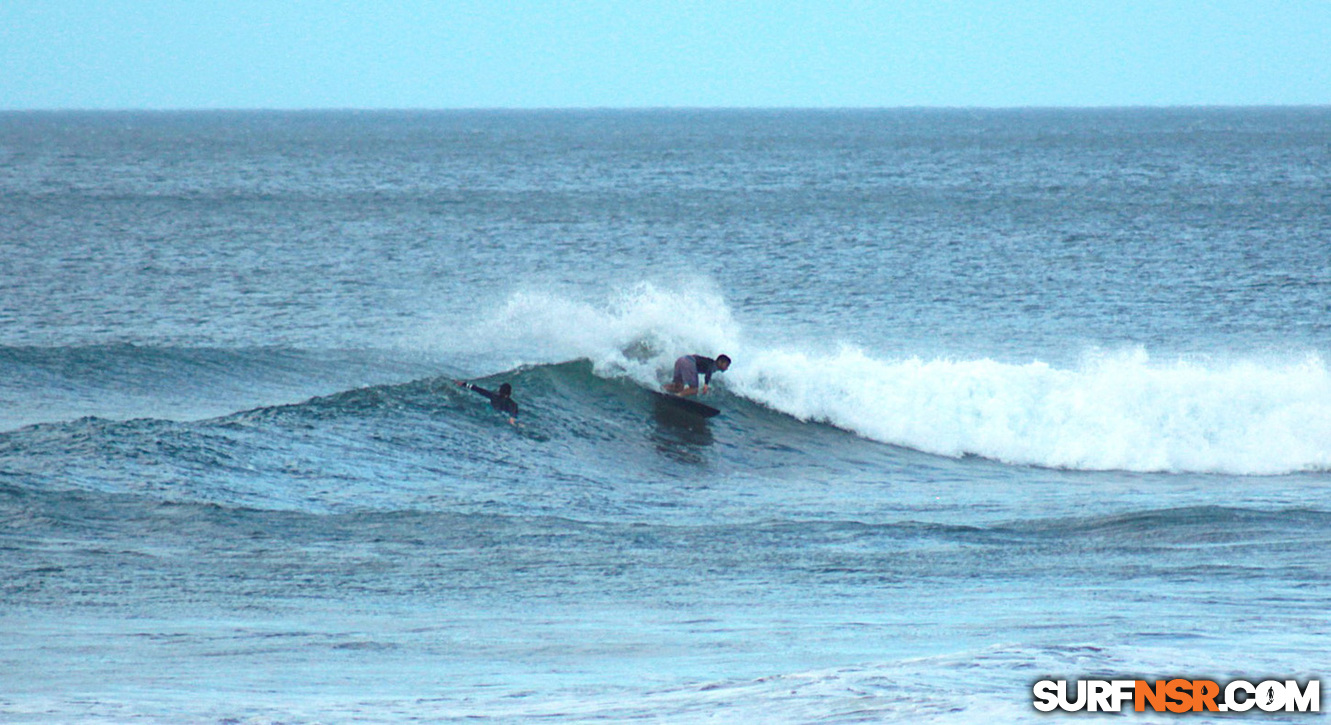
[1032,678,1321,713]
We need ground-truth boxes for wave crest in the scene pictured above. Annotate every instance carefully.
[732,347,1331,475]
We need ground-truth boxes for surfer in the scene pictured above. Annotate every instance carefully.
[455,380,519,425]
[663,354,730,397]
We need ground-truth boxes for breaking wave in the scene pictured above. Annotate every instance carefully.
[430,282,1331,475]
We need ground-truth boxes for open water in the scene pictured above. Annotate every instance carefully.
[2,109,1330,723]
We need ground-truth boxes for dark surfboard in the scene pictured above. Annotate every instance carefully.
[650,390,720,418]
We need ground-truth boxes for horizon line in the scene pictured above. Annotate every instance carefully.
[3,103,1329,114]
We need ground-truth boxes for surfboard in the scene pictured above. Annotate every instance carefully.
[651,390,721,418]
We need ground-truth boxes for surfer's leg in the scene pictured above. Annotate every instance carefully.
[664,355,697,393]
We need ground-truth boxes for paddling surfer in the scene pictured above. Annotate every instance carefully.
[455,380,519,425]
[663,354,730,397]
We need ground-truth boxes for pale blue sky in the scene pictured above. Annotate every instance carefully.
[2,0,1328,109]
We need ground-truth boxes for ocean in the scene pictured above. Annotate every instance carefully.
[1,108,1329,723]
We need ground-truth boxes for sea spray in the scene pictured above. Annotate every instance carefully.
[430,280,744,384]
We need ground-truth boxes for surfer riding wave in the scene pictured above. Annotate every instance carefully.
[663,354,730,397]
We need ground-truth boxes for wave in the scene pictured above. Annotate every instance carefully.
[8,284,1331,478]
[0,358,909,512]
[0,344,439,431]
[421,283,1331,476]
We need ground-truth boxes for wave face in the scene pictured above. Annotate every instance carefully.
[0,357,909,519]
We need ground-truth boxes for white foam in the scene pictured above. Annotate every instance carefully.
[731,346,1331,475]
[425,284,1331,475]
[426,279,744,384]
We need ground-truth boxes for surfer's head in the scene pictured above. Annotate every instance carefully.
[716,354,731,371]
[498,383,512,398]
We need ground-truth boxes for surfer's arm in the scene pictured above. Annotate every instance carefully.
[456,380,498,402]
[698,363,717,395]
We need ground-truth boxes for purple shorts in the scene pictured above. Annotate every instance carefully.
[671,355,699,389]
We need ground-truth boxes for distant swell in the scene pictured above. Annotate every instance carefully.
[0,345,438,431]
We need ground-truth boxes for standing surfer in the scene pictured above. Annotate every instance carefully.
[663,354,730,397]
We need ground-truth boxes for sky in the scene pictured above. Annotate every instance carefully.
[2,0,1329,110]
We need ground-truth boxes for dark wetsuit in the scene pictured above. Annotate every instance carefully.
[459,382,519,419]
[672,355,721,389]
